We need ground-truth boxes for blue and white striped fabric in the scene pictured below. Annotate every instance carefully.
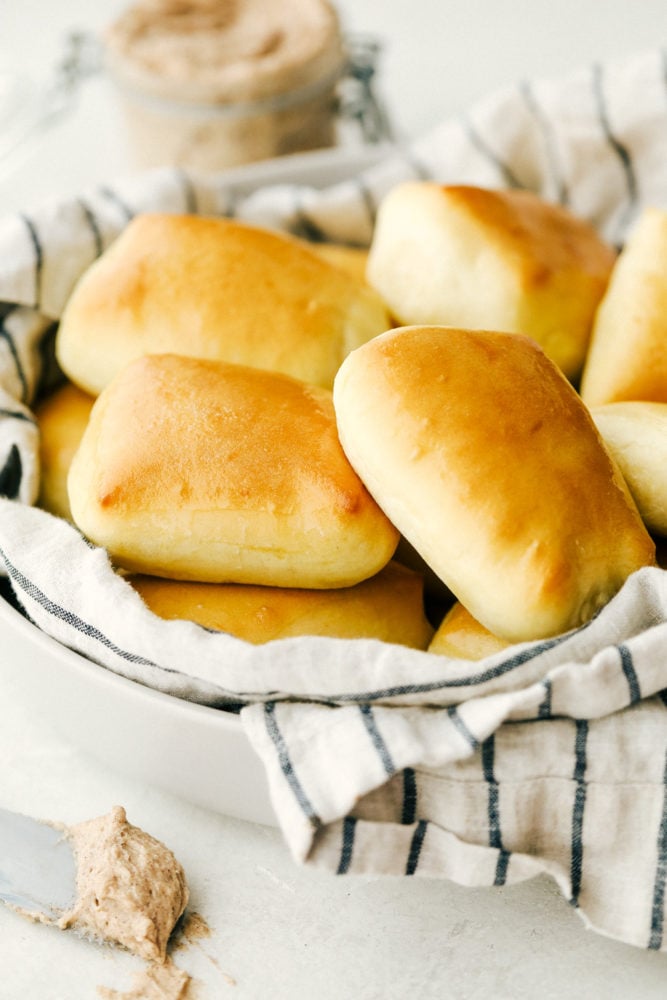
[1,46,667,952]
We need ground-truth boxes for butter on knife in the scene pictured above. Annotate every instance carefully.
[0,804,189,962]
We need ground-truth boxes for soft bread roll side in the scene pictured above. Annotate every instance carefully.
[68,354,399,587]
[590,401,667,536]
[129,561,434,648]
[580,207,667,405]
[56,213,391,395]
[428,602,511,660]
[311,243,370,284]
[333,325,655,642]
[366,182,615,380]
[35,381,95,521]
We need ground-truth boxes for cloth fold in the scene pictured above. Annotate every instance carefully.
[1,46,667,952]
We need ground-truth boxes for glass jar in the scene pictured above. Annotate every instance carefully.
[103,0,378,171]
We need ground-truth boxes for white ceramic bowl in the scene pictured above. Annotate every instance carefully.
[0,588,278,824]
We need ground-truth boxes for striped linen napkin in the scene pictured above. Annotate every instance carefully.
[2,46,667,952]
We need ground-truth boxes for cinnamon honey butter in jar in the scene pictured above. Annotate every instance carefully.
[104,0,347,170]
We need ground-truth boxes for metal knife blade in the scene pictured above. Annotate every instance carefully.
[0,806,76,920]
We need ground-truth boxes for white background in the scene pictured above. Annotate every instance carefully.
[3,1,667,997]
[3,0,667,213]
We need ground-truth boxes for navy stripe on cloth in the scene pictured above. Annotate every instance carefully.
[292,187,327,242]
[20,214,43,310]
[98,186,134,221]
[0,445,22,500]
[36,320,65,396]
[648,746,667,949]
[0,314,28,402]
[401,768,418,825]
[1,549,265,704]
[242,621,593,707]
[406,819,428,875]
[176,168,198,214]
[618,644,641,705]
[591,62,638,235]
[447,705,479,750]
[538,678,552,719]
[569,720,589,907]
[336,816,357,874]
[518,78,569,205]
[317,623,589,704]
[460,114,524,188]
[0,547,178,673]
[355,175,377,228]
[481,736,510,885]
[359,704,395,775]
[0,408,35,424]
[78,199,104,258]
[264,701,321,828]
[223,186,240,219]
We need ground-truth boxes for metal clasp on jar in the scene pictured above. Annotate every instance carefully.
[337,34,393,144]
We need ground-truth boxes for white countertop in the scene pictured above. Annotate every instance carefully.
[3,2,667,997]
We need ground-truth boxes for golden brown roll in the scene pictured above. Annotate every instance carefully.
[333,325,655,642]
[428,602,511,660]
[56,213,391,396]
[129,560,433,648]
[366,182,615,380]
[35,381,95,520]
[311,243,370,284]
[590,401,667,537]
[68,353,399,587]
[580,207,667,405]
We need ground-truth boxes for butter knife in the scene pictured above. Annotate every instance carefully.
[0,806,76,921]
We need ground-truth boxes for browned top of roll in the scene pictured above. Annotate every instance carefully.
[333,325,655,641]
[441,185,616,283]
[68,353,399,587]
[94,355,356,514]
[56,213,390,396]
[129,560,433,648]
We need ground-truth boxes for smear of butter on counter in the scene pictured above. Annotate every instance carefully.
[97,959,191,1000]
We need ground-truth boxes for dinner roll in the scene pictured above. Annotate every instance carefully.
[366,182,615,380]
[312,243,370,283]
[580,207,667,406]
[333,325,655,642]
[428,602,511,660]
[56,213,391,396]
[68,353,399,587]
[590,401,667,536]
[35,381,95,520]
[129,561,433,648]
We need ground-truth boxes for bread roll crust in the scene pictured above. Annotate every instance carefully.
[35,381,94,521]
[428,602,511,660]
[129,561,433,648]
[311,242,370,284]
[56,213,390,395]
[591,401,667,536]
[366,182,615,379]
[333,325,655,642]
[68,353,399,587]
[580,207,667,405]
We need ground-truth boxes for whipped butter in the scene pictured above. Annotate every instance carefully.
[105,0,345,169]
[61,805,189,963]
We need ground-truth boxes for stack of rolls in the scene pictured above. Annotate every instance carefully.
[37,215,432,649]
[35,186,667,657]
